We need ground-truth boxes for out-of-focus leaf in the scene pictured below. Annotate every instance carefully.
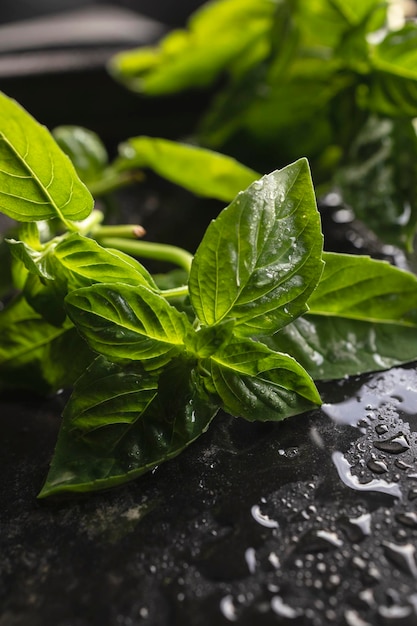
[109,0,276,94]
[53,126,108,186]
[336,115,417,249]
[115,136,259,202]
[0,295,92,393]
[367,23,417,118]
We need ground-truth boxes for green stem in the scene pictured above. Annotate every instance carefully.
[160,285,189,299]
[93,224,146,239]
[74,209,105,235]
[97,237,193,273]
[88,169,144,197]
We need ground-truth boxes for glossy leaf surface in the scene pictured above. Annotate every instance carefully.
[0,91,93,222]
[39,357,219,497]
[268,315,417,381]
[308,252,417,325]
[189,159,324,335]
[115,136,259,202]
[54,233,157,291]
[65,283,191,363]
[204,337,321,421]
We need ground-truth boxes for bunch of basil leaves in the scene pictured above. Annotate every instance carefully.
[110,0,417,250]
[1,91,417,498]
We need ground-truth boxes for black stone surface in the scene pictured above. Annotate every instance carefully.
[1,367,417,625]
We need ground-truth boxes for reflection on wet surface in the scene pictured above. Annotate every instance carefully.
[1,366,417,624]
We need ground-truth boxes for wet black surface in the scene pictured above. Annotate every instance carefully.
[1,366,417,626]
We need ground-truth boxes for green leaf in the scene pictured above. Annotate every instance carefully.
[367,23,417,117]
[115,136,259,202]
[0,91,93,223]
[308,252,417,325]
[0,295,93,393]
[295,0,384,49]
[53,125,108,185]
[336,116,417,249]
[109,0,276,94]
[22,273,67,326]
[189,159,324,335]
[185,319,235,358]
[202,337,321,421]
[65,283,191,364]
[265,252,417,379]
[267,315,417,381]
[60,356,159,432]
[6,237,53,280]
[0,238,13,299]
[54,233,157,291]
[38,357,219,497]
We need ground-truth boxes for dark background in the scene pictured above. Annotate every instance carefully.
[0,0,206,26]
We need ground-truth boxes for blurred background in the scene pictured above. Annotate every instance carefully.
[0,0,206,26]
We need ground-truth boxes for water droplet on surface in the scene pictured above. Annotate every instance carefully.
[344,609,372,626]
[408,487,417,501]
[339,512,372,542]
[373,433,410,454]
[250,504,279,529]
[220,595,238,622]
[244,547,257,574]
[378,604,413,620]
[270,596,303,619]
[268,551,280,569]
[332,451,402,498]
[375,424,389,435]
[315,530,344,548]
[395,458,413,470]
[395,511,417,528]
[383,541,417,579]
[367,459,388,474]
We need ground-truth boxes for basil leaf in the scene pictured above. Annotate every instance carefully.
[185,319,235,358]
[268,315,417,381]
[0,295,92,393]
[367,23,417,118]
[65,283,191,364]
[0,238,13,299]
[189,159,324,335]
[6,238,53,280]
[0,91,93,222]
[60,356,158,432]
[54,233,157,291]
[308,252,417,325]
[266,252,417,379]
[115,136,259,202]
[53,125,108,186]
[202,337,321,422]
[336,115,417,250]
[110,0,276,95]
[38,357,219,497]
[23,273,67,326]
